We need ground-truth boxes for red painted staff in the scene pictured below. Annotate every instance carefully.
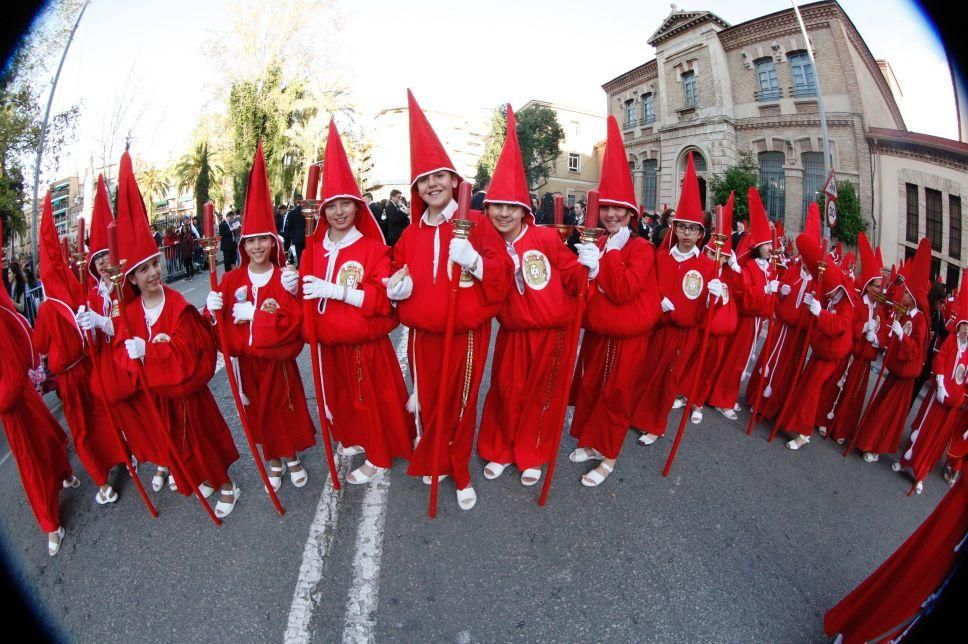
[299,165,341,490]
[662,204,728,476]
[428,181,475,518]
[70,222,159,518]
[105,222,223,526]
[538,190,601,505]
[200,203,285,515]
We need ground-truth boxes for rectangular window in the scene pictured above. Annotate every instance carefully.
[788,51,817,97]
[949,195,962,260]
[946,262,961,291]
[570,120,581,136]
[643,159,658,210]
[624,100,636,128]
[759,151,786,221]
[925,188,943,252]
[683,71,698,107]
[906,183,919,243]
[801,152,824,219]
[755,58,781,101]
[641,93,655,123]
[568,153,580,173]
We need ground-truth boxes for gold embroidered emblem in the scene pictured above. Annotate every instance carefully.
[522,250,551,291]
[260,298,279,314]
[721,283,730,304]
[903,320,913,336]
[682,269,704,301]
[337,261,364,290]
[956,363,966,385]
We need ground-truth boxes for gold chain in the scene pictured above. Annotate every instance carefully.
[458,330,475,423]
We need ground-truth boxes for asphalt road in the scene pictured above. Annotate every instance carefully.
[0,273,948,642]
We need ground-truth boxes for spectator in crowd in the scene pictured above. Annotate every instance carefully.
[180,223,196,281]
[530,193,540,218]
[218,213,237,271]
[163,226,179,277]
[362,192,387,239]
[384,188,410,246]
[471,177,489,210]
[275,204,286,235]
[732,219,746,251]
[651,207,674,247]
[283,195,305,265]
[153,226,163,247]
[8,260,36,325]
[23,268,41,326]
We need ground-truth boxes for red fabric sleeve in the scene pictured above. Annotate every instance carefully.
[596,241,653,306]
[550,236,585,297]
[357,243,393,318]
[251,294,302,348]
[473,216,513,306]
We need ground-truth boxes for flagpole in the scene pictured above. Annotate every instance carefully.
[791,0,831,240]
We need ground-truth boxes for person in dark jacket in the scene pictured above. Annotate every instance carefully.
[218,213,237,271]
[283,197,305,266]
[384,189,410,246]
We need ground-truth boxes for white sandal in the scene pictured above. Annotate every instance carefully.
[62,476,81,489]
[568,447,603,463]
[214,484,241,518]
[785,435,810,451]
[422,474,449,485]
[520,468,542,486]
[716,407,738,420]
[637,433,660,446]
[347,460,387,485]
[690,407,703,424]
[581,461,614,487]
[48,527,65,557]
[456,486,477,510]
[266,461,286,492]
[168,474,178,492]
[483,461,509,480]
[95,485,118,505]
[198,482,216,499]
[151,468,169,493]
[337,444,365,457]
[287,459,308,488]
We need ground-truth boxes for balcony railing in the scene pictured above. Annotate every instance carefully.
[755,87,783,102]
[790,82,818,98]
[640,114,656,125]
[622,119,637,130]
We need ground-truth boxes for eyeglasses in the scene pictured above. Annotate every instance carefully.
[674,223,703,234]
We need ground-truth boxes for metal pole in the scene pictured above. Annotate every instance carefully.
[791,0,831,240]
[30,0,91,266]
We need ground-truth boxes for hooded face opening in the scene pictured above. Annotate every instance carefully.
[414,170,458,215]
[242,235,276,271]
[126,256,163,298]
[323,198,359,239]
[485,202,528,241]
[673,221,703,251]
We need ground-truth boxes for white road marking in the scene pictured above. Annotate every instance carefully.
[341,475,391,644]
[284,456,349,644]
[0,450,12,468]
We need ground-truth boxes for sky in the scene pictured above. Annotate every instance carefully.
[30,0,959,179]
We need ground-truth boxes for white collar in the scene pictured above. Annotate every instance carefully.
[142,290,165,327]
[754,257,770,272]
[670,245,700,262]
[800,264,812,281]
[248,266,273,288]
[323,226,363,252]
[507,224,528,248]
[420,200,458,227]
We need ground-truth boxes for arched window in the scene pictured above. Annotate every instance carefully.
[801,152,824,222]
[758,151,785,220]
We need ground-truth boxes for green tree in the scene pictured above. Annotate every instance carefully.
[137,164,171,223]
[708,153,760,221]
[195,144,212,219]
[475,104,564,191]
[819,180,865,245]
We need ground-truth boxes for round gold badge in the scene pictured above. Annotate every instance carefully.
[522,250,551,291]
[337,261,365,289]
[956,363,966,385]
[682,269,704,300]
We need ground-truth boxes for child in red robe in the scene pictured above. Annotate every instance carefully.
[206,142,316,492]
[568,116,660,486]
[112,151,241,518]
[476,106,584,487]
[293,121,415,485]
[386,91,512,509]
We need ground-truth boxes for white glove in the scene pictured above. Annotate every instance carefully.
[865,330,880,348]
[803,292,815,307]
[448,237,481,271]
[281,268,299,295]
[765,280,780,295]
[862,319,876,334]
[302,275,340,300]
[808,298,822,317]
[661,297,676,313]
[604,226,630,253]
[707,279,724,298]
[936,375,948,403]
[125,337,146,360]
[575,243,600,279]
[75,306,110,332]
[232,301,255,323]
[384,275,413,301]
[206,291,223,312]
[727,252,740,273]
[780,284,791,296]
[891,320,904,339]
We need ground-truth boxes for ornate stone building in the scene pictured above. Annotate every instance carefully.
[602,1,966,284]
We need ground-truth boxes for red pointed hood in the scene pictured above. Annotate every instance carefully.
[317,120,385,244]
[737,186,772,262]
[116,151,161,278]
[900,237,932,314]
[856,232,882,292]
[796,232,849,299]
[238,141,285,267]
[87,174,114,280]
[673,151,704,228]
[408,90,462,218]
[712,192,735,255]
[39,191,84,307]
[596,116,637,213]
[484,105,533,223]
[804,202,821,244]
[955,269,968,327]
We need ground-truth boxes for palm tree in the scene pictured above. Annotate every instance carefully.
[174,142,223,196]
[137,164,171,223]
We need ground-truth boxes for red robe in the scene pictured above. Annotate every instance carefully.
[478,225,584,469]
[0,306,71,533]
[781,289,854,436]
[694,265,740,409]
[217,265,316,460]
[900,334,968,482]
[303,232,414,469]
[946,403,968,474]
[570,235,660,458]
[393,209,512,488]
[824,476,968,643]
[853,309,928,455]
[34,298,127,486]
[115,286,239,492]
[629,246,716,435]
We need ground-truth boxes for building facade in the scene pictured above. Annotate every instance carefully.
[601,1,966,282]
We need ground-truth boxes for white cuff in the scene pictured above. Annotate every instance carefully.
[470,261,484,281]
[344,288,365,308]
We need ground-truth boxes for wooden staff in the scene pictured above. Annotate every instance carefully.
[768,240,828,442]
[299,197,341,490]
[200,205,284,515]
[745,231,783,435]
[71,237,158,518]
[662,206,727,477]
[427,181,475,518]
[104,222,222,525]
[538,190,599,506]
